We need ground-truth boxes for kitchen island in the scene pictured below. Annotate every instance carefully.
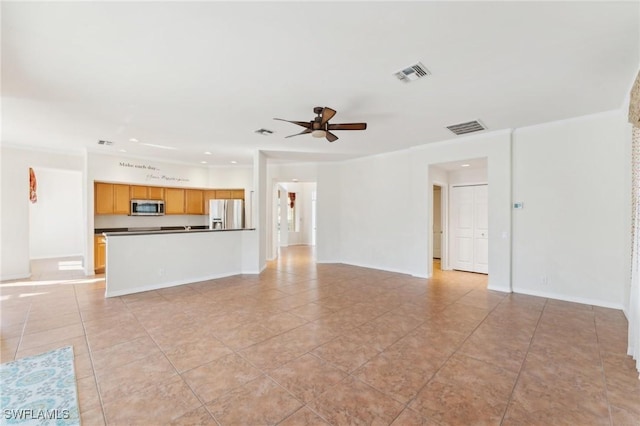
[103,228,258,297]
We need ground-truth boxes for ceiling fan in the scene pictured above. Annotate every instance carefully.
[274,107,367,142]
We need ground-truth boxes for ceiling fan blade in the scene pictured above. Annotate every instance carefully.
[325,131,339,142]
[274,118,312,129]
[327,122,367,131]
[320,107,337,125]
[285,128,312,138]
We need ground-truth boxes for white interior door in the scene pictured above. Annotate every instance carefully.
[433,186,442,259]
[451,184,488,274]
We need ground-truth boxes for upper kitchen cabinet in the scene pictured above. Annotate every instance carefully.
[231,190,245,199]
[215,190,232,199]
[185,189,204,215]
[148,186,164,200]
[165,188,185,214]
[130,185,148,199]
[130,185,164,200]
[95,182,130,215]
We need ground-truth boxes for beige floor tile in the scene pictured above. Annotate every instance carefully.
[182,353,262,403]
[278,407,330,426]
[308,376,404,425]
[96,352,178,403]
[206,376,302,425]
[1,248,636,426]
[269,353,347,403]
[102,376,200,424]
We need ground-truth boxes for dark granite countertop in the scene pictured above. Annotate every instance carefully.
[98,227,255,236]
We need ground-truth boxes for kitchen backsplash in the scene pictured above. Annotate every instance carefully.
[94,214,209,229]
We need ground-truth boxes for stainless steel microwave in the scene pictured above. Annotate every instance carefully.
[131,199,165,216]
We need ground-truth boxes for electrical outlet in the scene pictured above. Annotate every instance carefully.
[159,268,165,277]
[541,275,548,285]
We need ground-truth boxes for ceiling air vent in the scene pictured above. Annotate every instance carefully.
[97,140,114,146]
[254,128,274,135]
[394,62,431,83]
[446,120,486,136]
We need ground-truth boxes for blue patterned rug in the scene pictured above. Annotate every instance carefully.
[0,346,80,425]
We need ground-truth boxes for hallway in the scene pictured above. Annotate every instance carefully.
[0,246,637,425]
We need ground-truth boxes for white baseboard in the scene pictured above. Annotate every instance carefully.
[340,260,412,277]
[29,253,83,260]
[0,272,32,282]
[488,284,512,294]
[512,287,624,310]
[105,271,242,298]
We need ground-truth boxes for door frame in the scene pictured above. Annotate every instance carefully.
[432,181,450,271]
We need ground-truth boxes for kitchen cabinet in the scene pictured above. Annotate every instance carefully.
[95,182,130,215]
[130,185,148,199]
[148,186,164,200]
[231,190,245,199]
[113,184,130,214]
[94,235,106,273]
[215,190,232,199]
[165,188,186,214]
[130,185,164,200]
[203,190,217,215]
[185,189,204,214]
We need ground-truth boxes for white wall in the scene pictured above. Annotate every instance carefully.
[317,132,512,291]
[208,166,253,189]
[449,167,488,185]
[29,168,84,259]
[0,147,83,280]
[512,111,631,308]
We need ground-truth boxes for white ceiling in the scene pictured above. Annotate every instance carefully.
[2,1,638,166]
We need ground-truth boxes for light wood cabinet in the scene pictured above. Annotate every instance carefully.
[185,189,204,215]
[130,185,148,199]
[165,188,186,214]
[130,185,164,200]
[113,184,130,214]
[95,183,114,214]
[215,190,232,199]
[95,181,241,215]
[95,182,130,215]
[148,186,164,200]
[94,235,106,273]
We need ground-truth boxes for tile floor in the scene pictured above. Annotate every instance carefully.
[1,247,638,425]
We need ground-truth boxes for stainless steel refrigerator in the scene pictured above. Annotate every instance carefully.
[209,199,244,230]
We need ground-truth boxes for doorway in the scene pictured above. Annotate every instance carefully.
[272,181,317,258]
[432,185,443,271]
[429,158,488,277]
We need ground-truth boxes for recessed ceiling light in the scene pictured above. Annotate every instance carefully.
[140,143,177,150]
[461,164,471,167]
[230,160,237,164]
[204,151,212,155]
[200,161,207,164]
[129,138,138,143]
[119,149,127,153]
[292,179,299,182]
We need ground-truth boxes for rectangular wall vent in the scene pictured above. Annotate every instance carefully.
[97,140,114,146]
[446,120,486,135]
[394,62,431,83]
[254,128,274,135]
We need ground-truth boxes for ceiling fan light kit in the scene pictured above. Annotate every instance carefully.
[274,107,367,143]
